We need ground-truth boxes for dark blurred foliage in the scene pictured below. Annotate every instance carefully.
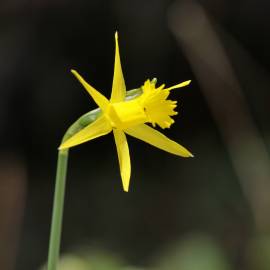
[1,0,270,269]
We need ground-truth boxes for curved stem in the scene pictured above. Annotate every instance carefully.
[47,150,68,270]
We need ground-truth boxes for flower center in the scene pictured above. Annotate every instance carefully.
[106,99,147,130]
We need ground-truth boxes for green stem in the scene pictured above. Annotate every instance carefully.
[47,149,68,270]
[46,112,100,270]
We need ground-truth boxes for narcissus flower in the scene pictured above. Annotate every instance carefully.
[59,32,193,192]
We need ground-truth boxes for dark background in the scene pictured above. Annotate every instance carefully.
[1,0,270,269]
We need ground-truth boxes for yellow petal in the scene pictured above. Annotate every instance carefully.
[166,80,191,91]
[59,115,112,150]
[113,129,131,192]
[110,32,126,102]
[71,69,109,111]
[125,124,193,157]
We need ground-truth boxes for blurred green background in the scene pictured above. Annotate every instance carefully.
[1,0,270,269]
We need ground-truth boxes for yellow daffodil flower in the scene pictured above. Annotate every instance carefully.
[59,32,193,192]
